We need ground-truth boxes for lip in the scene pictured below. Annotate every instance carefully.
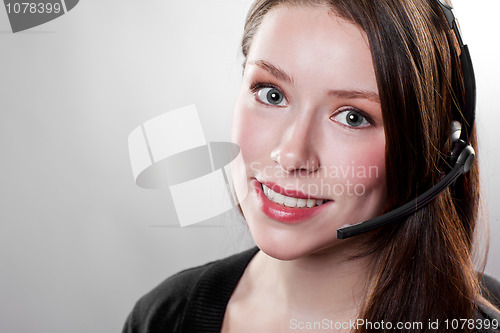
[260,181,329,200]
[253,179,332,224]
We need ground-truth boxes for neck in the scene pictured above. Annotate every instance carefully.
[250,246,372,320]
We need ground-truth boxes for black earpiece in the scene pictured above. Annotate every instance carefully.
[337,0,476,239]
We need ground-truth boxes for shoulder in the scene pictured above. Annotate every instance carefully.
[122,246,259,333]
[477,274,500,333]
[123,262,213,332]
[481,274,500,308]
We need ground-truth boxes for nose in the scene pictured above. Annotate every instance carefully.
[270,116,320,174]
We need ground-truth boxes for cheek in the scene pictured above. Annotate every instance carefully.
[351,141,386,188]
[230,92,275,163]
[350,141,386,207]
[321,133,386,194]
[231,104,255,153]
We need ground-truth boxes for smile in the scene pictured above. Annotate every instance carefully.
[262,184,329,208]
[253,180,332,224]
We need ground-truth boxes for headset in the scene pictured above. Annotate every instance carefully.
[337,0,476,239]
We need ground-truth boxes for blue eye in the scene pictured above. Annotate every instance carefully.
[331,109,370,128]
[256,87,287,106]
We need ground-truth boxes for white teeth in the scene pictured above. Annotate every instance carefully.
[262,184,328,208]
[267,187,275,199]
[263,185,269,196]
[297,198,307,208]
[274,192,285,205]
[284,196,298,207]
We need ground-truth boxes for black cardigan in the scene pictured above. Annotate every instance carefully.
[123,247,500,332]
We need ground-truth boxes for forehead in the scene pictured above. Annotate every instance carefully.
[247,5,377,93]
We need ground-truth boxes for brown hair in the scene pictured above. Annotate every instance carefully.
[241,0,496,331]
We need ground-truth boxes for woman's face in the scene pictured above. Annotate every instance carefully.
[231,5,387,260]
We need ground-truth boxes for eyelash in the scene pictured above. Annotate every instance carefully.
[250,81,287,106]
[249,81,374,128]
[250,81,280,93]
[331,107,374,128]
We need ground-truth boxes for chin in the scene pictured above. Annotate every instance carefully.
[256,242,306,261]
[248,221,343,261]
[262,248,313,262]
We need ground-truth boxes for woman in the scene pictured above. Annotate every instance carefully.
[123,0,500,332]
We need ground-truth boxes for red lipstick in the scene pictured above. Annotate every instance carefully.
[260,181,327,200]
[253,179,331,224]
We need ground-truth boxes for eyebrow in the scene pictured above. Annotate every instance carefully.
[249,59,380,103]
[328,89,380,103]
[249,60,294,85]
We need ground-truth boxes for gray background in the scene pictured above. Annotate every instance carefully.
[0,1,498,332]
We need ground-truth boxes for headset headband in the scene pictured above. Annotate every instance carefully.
[436,0,476,146]
[336,0,477,239]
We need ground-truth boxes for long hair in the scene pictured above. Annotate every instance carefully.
[241,0,495,331]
